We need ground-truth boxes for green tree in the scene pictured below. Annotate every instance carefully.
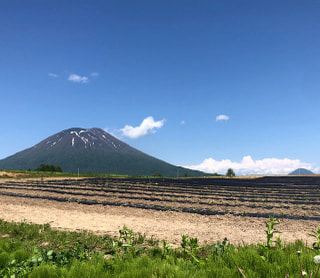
[226,168,235,177]
[35,164,63,172]
[55,165,62,172]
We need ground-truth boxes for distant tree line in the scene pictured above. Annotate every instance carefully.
[35,164,63,172]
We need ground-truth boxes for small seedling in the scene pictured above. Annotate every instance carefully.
[265,216,281,248]
[161,241,172,259]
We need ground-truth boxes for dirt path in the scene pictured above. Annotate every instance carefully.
[0,195,317,246]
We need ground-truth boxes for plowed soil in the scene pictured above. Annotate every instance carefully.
[0,192,318,247]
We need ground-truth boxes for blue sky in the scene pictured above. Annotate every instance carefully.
[1,0,319,175]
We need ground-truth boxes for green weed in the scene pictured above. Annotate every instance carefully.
[265,215,281,248]
[309,227,320,250]
[2,219,320,277]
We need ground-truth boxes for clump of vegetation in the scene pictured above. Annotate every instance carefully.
[108,225,146,257]
[309,228,320,250]
[180,234,203,264]
[213,237,232,257]
[2,219,320,277]
[35,164,63,172]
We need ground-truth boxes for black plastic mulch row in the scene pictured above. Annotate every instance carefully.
[1,191,319,221]
[2,180,320,201]
[2,185,320,208]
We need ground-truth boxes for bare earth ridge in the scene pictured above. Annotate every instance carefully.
[0,195,316,246]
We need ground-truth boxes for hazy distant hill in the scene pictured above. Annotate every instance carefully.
[0,127,203,177]
[289,168,314,175]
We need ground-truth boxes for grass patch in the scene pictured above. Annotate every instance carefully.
[1,219,320,277]
[0,169,140,179]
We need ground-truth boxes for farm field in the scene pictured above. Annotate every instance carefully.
[1,175,320,246]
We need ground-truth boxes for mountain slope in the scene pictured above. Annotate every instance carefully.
[0,128,203,177]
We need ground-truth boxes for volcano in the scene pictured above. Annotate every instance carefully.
[0,127,203,177]
[289,168,314,175]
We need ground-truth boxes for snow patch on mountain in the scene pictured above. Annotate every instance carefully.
[80,137,89,145]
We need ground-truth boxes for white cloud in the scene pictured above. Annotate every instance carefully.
[68,74,88,83]
[121,116,165,139]
[185,155,317,175]
[181,120,186,125]
[90,72,99,77]
[216,114,229,121]
[48,73,58,78]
